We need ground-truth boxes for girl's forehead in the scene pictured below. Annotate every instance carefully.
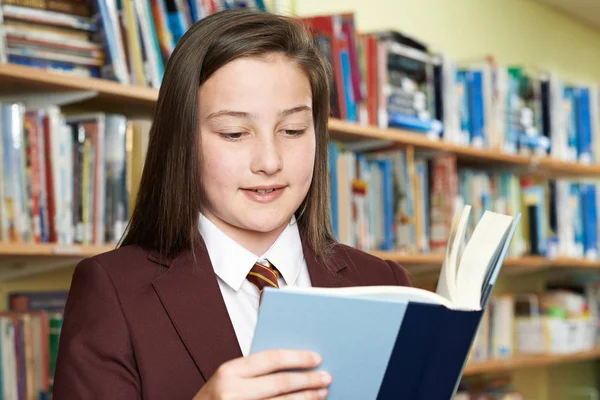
[198,56,312,116]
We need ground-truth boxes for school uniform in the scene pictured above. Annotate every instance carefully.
[52,215,412,400]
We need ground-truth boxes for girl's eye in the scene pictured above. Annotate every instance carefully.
[220,132,244,140]
[284,129,306,136]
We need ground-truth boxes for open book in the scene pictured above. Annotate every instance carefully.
[271,205,518,311]
[250,206,521,400]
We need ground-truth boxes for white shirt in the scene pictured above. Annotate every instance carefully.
[198,213,312,356]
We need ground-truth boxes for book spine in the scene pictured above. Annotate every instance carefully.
[379,159,394,251]
[328,142,339,239]
[0,5,7,64]
[1,5,94,30]
[468,70,485,148]
[2,0,91,16]
[565,87,579,162]
[582,184,598,260]
[340,38,357,122]
[576,87,592,163]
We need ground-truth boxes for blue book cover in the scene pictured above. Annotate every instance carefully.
[377,159,394,251]
[251,208,521,400]
[581,184,598,259]
[165,0,189,44]
[564,87,578,161]
[340,48,357,122]
[504,72,520,153]
[388,112,443,134]
[575,87,592,163]
[456,70,471,143]
[467,70,485,147]
[572,183,584,257]
[328,142,339,239]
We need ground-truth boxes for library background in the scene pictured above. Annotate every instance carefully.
[0,0,599,398]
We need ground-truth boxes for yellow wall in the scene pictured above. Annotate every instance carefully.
[292,0,600,85]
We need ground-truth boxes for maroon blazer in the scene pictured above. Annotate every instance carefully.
[52,233,412,400]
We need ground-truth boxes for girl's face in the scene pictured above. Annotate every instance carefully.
[198,53,316,251]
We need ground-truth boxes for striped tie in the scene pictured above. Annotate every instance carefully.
[246,261,280,304]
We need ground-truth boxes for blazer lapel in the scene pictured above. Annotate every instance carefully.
[150,239,243,382]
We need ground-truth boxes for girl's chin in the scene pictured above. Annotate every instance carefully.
[237,215,292,233]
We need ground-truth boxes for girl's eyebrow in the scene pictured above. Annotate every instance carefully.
[206,105,311,120]
[279,105,312,117]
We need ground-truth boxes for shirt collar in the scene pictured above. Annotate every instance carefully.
[198,213,304,292]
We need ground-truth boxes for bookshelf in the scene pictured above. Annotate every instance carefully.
[2,1,600,396]
[329,119,600,178]
[1,64,600,279]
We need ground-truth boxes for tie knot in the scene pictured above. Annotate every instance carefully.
[247,261,280,303]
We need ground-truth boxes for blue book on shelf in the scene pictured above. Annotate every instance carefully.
[340,48,357,122]
[582,184,598,259]
[573,183,584,257]
[377,158,394,251]
[575,87,592,163]
[467,69,485,147]
[564,87,579,161]
[251,207,521,400]
[328,142,339,239]
[388,112,443,134]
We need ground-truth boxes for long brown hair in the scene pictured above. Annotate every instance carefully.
[120,8,336,260]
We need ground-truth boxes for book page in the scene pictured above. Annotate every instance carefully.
[436,205,471,305]
[454,211,514,309]
[279,285,454,309]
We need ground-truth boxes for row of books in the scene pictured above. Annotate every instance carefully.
[0,0,105,78]
[0,0,269,85]
[329,141,600,260]
[469,279,599,364]
[0,290,67,400]
[303,13,600,163]
[1,4,598,163]
[0,103,151,246]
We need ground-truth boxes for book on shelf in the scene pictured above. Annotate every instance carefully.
[0,102,151,246]
[329,141,600,263]
[250,205,521,400]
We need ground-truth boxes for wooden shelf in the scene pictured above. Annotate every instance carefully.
[0,243,116,281]
[0,64,158,117]
[0,242,596,280]
[369,251,600,274]
[463,348,600,376]
[328,118,600,178]
[0,243,116,257]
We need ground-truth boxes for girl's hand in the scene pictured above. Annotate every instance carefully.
[193,349,332,399]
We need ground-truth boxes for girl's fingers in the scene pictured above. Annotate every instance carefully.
[268,388,329,400]
[246,370,332,399]
[224,349,322,378]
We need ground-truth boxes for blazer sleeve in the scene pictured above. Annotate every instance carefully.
[385,260,413,287]
[52,257,141,400]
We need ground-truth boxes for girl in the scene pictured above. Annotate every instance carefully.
[52,8,412,400]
